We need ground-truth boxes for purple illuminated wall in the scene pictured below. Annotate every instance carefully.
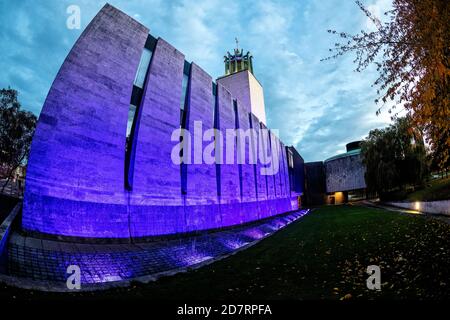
[23,4,301,239]
[184,63,220,231]
[236,101,258,222]
[129,38,185,237]
[250,114,268,219]
[279,141,291,212]
[23,4,148,238]
[260,123,276,216]
[216,84,242,227]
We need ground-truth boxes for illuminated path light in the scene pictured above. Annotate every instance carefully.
[3,209,310,291]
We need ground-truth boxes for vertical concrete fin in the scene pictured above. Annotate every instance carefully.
[184,63,220,230]
[22,4,149,238]
[236,102,257,221]
[129,38,185,237]
[216,85,241,226]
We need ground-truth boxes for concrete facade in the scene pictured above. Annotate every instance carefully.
[325,152,366,193]
[23,4,149,238]
[250,114,268,218]
[184,63,220,232]
[22,4,303,240]
[217,70,267,124]
[261,123,276,207]
[248,73,267,125]
[304,162,326,206]
[287,146,305,197]
[236,99,258,222]
[129,38,185,237]
[304,141,367,205]
[216,84,242,227]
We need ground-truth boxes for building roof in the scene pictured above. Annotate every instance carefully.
[324,148,361,162]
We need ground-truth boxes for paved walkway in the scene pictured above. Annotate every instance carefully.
[359,200,450,225]
[0,180,23,198]
[2,209,309,291]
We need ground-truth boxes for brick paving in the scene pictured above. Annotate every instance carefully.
[5,209,309,291]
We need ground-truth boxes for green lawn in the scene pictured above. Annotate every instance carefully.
[406,176,450,202]
[2,204,450,300]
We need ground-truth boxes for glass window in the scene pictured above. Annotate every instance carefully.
[211,91,216,127]
[133,48,152,89]
[288,150,294,168]
[126,104,137,139]
[180,109,184,127]
[180,73,189,110]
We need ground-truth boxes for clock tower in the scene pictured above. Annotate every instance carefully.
[216,39,267,124]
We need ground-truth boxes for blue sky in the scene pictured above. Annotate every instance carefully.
[0,0,396,162]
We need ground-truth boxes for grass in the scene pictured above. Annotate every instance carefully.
[2,204,450,301]
[406,176,450,202]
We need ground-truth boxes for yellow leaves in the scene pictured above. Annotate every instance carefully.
[340,293,352,300]
[327,0,449,170]
[394,255,406,263]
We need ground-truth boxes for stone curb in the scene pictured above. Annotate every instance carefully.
[386,200,450,216]
[0,202,22,273]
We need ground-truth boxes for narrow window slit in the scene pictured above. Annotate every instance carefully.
[124,35,156,190]
[234,100,243,200]
[212,83,221,198]
[180,61,191,195]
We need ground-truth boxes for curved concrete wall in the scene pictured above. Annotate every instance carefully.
[23,4,149,238]
[23,4,300,239]
[216,84,242,227]
[184,63,220,231]
[251,114,268,218]
[236,98,258,222]
[129,37,185,237]
[325,153,366,193]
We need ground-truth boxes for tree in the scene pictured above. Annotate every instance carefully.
[325,0,450,171]
[360,116,428,199]
[0,88,37,193]
[427,122,450,176]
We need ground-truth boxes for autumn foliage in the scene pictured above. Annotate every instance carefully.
[326,0,449,171]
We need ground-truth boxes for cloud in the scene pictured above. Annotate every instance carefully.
[366,0,393,30]
[253,0,393,161]
[0,0,394,162]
